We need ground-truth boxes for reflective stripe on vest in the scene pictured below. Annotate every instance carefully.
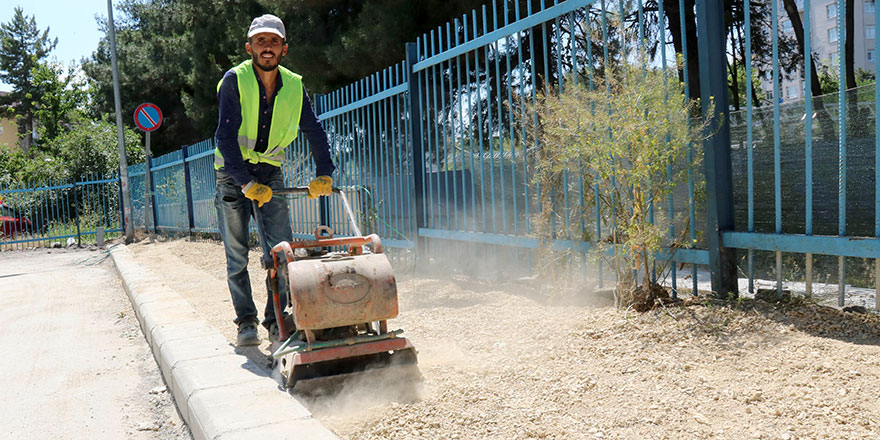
[213,60,304,169]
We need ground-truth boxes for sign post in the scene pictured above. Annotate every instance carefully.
[134,103,163,241]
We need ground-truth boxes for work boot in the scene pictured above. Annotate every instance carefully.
[267,314,296,343]
[236,320,261,346]
[268,321,280,343]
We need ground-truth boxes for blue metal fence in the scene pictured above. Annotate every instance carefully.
[720,0,880,307]
[0,174,122,249]
[121,0,719,291]
[10,0,876,308]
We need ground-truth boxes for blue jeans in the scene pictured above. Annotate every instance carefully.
[214,167,290,328]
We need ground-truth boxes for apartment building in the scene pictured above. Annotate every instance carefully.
[769,0,876,103]
[0,91,18,150]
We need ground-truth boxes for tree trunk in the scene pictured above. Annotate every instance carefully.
[781,0,837,139]
[664,0,701,102]
[845,0,856,89]
[728,57,741,111]
[728,20,743,112]
[844,0,866,136]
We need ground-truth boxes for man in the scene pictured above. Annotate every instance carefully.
[214,14,335,346]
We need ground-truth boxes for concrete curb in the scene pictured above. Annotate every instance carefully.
[109,244,339,440]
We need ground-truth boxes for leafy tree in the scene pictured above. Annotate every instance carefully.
[0,147,52,185]
[31,61,87,148]
[0,7,58,153]
[82,0,493,154]
[51,118,144,180]
[631,1,798,108]
[727,60,766,109]
[0,116,143,184]
[82,0,200,156]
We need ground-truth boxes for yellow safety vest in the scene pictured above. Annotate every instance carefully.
[214,60,304,169]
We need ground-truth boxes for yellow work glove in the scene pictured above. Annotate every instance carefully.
[307,176,333,199]
[242,181,273,207]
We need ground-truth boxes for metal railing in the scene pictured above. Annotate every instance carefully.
[0,174,123,249]
[10,0,877,308]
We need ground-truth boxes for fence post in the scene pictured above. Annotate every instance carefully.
[73,181,82,246]
[147,154,159,234]
[405,42,426,253]
[696,0,738,297]
[117,170,126,235]
[182,144,195,236]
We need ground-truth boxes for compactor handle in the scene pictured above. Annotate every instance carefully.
[273,187,343,195]
[275,186,362,236]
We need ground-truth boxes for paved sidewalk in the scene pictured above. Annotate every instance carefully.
[110,244,339,440]
[0,248,190,440]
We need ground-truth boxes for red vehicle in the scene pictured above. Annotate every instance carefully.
[0,200,32,239]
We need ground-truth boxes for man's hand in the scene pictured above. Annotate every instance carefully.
[307,176,333,199]
[242,181,273,207]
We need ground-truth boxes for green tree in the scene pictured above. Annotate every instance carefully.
[51,118,144,180]
[82,0,492,153]
[31,61,87,149]
[0,116,143,184]
[727,59,766,109]
[0,7,58,153]
[82,0,200,155]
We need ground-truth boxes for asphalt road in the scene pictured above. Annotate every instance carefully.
[0,247,190,440]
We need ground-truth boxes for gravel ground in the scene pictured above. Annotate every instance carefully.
[127,237,880,440]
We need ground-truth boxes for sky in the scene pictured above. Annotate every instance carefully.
[1,0,111,91]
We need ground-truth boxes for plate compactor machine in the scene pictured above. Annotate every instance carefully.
[252,187,419,393]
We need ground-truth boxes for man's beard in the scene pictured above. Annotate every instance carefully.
[252,51,280,72]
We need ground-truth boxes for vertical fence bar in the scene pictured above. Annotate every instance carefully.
[420,39,429,239]
[520,6,530,244]
[73,181,81,245]
[505,7,519,243]
[696,0,737,297]
[746,0,755,294]
[875,0,880,309]
[772,0,783,297]
[183,145,195,235]
[453,18,463,232]
[837,0,847,306]
[527,2,538,274]
[599,0,611,288]
[148,155,158,234]
[804,0,814,298]
[658,0,677,296]
[390,69,399,241]
[439,26,451,231]
[679,0,697,295]
[476,10,488,235]
[431,30,442,233]
[117,173,125,236]
[464,15,478,233]
[485,9,498,236]
[494,3,507,236]
[383,69,394,240]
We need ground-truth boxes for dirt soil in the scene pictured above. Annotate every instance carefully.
[127,237,880,440]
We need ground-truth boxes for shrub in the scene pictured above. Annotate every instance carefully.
[531,63,711,310]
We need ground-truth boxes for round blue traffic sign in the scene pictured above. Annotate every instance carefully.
[134,103,163,132]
